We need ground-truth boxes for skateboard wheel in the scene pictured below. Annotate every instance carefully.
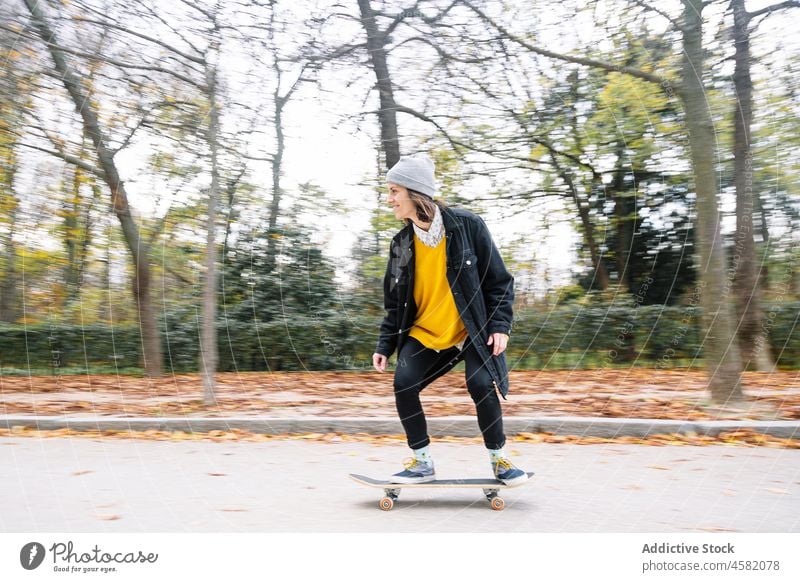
[379,497,394,511]
[490,497,505,511]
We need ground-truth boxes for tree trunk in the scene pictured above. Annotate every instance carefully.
[552,152,610,290]
[201,48,220,405]
[24,0,162,376]
[574,188,611,291]
[0,165,18,323]
[265,3,292,270]
[612,138,634,292]
[266,91,285,270]
[64,109,97,306]
[460,0,748,402]
[64,165,81,304]
[680,0,743,402]
[98,219,111,323]
[222,170,243,270]
[357,0,402,168]
[0,34,23,324]
[730,0,774,371]
[754,187,770,291]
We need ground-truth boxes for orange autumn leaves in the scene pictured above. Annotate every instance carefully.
[1,369,797,420]
[1,425,797,448]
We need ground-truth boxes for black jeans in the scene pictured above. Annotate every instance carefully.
[393,335,506,450]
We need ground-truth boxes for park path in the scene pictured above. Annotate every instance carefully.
[1,438,798,532]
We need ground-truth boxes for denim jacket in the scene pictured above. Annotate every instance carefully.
[375,206,515,398]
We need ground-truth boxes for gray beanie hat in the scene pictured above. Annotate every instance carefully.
[386,153,437,198]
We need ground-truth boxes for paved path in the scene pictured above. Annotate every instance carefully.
[1,438,798,532]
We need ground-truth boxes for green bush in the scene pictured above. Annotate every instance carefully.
[0,301,797,373]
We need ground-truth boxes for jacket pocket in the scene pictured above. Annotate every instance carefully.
[389,268,408,291]
[449,253,480,299]
[448,252,478,272]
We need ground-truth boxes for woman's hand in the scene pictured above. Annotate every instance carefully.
[486,332,509,356]
[373,353,388,373]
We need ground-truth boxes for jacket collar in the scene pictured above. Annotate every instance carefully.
[395,205,463,243]
[412,203,444,247]
[440,205,463,234]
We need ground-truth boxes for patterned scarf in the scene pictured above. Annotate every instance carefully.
[412,203,444,248]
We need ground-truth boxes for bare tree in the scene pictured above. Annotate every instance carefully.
[260,3,318,269]
[22,0,165,376]
[356,0,404,167]
[0,23,28,323]
[459,0,745,403]
[202,23,222,405]
[729,0,799,371]
[311,1,462,172]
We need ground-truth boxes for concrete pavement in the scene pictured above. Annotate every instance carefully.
[1,438,798,532]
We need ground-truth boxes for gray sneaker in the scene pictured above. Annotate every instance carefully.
[389,457,435,484]
[492,458,528,486]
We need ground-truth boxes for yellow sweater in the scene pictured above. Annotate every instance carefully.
[408,234,468,351]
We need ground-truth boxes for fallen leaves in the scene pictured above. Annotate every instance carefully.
[0,370,797,420]
[0,369,798,448]
[0,426,797,448]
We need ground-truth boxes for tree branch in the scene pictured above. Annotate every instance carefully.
[17,142,104,176]
[748,0,800,18]
[459,0,672,88]
[629,0,684,30]
[380,1,421,40]
[391,35,495,63]
[109,113,149,156]
[66,16,205,64]
[34,39,205,88]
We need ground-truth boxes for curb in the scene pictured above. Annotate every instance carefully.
[2,416,799,439]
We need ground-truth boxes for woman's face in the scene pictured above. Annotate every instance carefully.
[387,182,415,221]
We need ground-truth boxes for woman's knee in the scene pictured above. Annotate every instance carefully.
[465,371,496,401]
[393,371,424,399]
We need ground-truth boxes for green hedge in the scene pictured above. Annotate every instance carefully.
[1,302,797,373]
[0,311,373,374]
[0,323,143,371]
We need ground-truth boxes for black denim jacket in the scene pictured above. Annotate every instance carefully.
[375,206,515,398]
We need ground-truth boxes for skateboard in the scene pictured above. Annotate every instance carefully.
[350,472,534,511]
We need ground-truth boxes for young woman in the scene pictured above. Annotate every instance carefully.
[372,153,527,485]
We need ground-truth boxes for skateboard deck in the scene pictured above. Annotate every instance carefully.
[350,472,534,511]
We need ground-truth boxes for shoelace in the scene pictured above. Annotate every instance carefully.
[402,457,429,471]
[495,458,514,472]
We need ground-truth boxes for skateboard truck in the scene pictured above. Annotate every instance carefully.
[351,473,533,511]
[380,488,401,511]
[378,484,506,511]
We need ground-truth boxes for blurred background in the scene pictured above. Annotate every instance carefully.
[0,0,797,405]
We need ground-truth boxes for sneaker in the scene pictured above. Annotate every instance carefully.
[389,457,435,484]
[493,458,528,486]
